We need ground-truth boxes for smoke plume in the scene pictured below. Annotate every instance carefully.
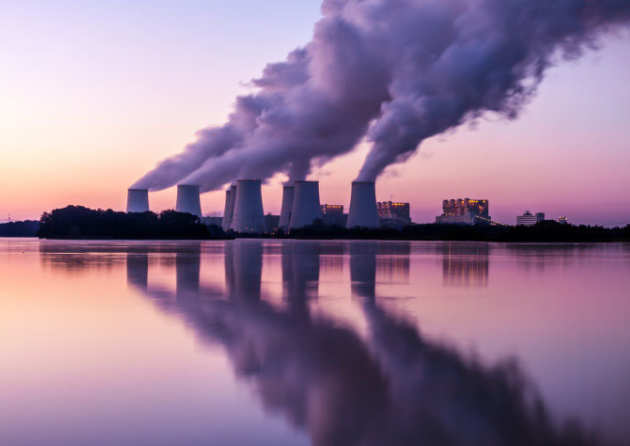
[133,0,630,192]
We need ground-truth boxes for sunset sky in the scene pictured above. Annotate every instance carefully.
[2,0,629,226]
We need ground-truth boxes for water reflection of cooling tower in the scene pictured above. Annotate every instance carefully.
[350,242,377,299]
[225,240,263,301]
[126,253,149,290]
[129,249,602,446]
[176,246,201,300]
[282,242,320,301]
[441,243,489,287]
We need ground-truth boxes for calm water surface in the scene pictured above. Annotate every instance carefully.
[2,238,630,446]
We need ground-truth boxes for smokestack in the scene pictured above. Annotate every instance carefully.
[289,181,322,231]
[231,179,265,233]
[347,181,380,229]
[176,184,202,217]
[127,189,149,213]
[222,184,237,231]
[279,184,295,230]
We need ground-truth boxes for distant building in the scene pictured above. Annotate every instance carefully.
[557,216,569,225]
[321,204,346,227]
[377,201,411,225]
[516,211,545,226]
[436,198,490,225]
[264,214,280,233]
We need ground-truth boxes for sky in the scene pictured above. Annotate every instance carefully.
[1,0,629,226]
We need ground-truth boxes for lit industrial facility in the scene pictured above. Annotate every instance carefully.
[321,204,345,227]
[377,201,411,225]
[436,198,490,225]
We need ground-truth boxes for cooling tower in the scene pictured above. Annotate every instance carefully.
[289,181,323,231]
[230,180,265,233]
[278,184,295,230]
[127,189,149,213]
[222,185,237,231]
[347,181,380,229]
[176,184,202,217]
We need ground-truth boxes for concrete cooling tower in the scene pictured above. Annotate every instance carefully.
[127,189,149,213]
[222,184,237,231]
[347,181,380,229]
[231,180,265,233]
[289,181,322,231]
[279,184,295,230]
[176,185,202,217]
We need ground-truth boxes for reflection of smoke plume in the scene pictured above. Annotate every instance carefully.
[133,0,630,191]
[128,244,608,446]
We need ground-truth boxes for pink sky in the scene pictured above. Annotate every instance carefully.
[1,2,629,226]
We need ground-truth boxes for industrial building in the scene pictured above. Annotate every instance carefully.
[516,211,545,226]
[321,204,346,227]
[436,198,490,225]
[377,201,411,225]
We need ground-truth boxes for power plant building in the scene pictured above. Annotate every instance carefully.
[377,201,411,224]
[436,198,490,225]
[321,204,345,227]
[516,211,545,226]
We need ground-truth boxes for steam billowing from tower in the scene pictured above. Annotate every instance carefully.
[347,181,380,229]
[176,185,202,217]
[132,0,630,193]
[230,180,265,234]
[127,189,149,213]
[279,184,295,231]
[289,181,322,231]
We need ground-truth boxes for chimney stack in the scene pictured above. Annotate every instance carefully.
[347,181,380,229]
[176,185,202,217]
[279,184,295,230]
[231,180,265,233]
[289,181,322,231]
[222,184,237,231]
[127,189,149,213]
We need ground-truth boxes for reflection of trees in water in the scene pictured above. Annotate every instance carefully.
[126,241,608,446]
[440,243,490,288]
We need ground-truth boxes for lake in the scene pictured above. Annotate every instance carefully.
[2,238,629,446]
